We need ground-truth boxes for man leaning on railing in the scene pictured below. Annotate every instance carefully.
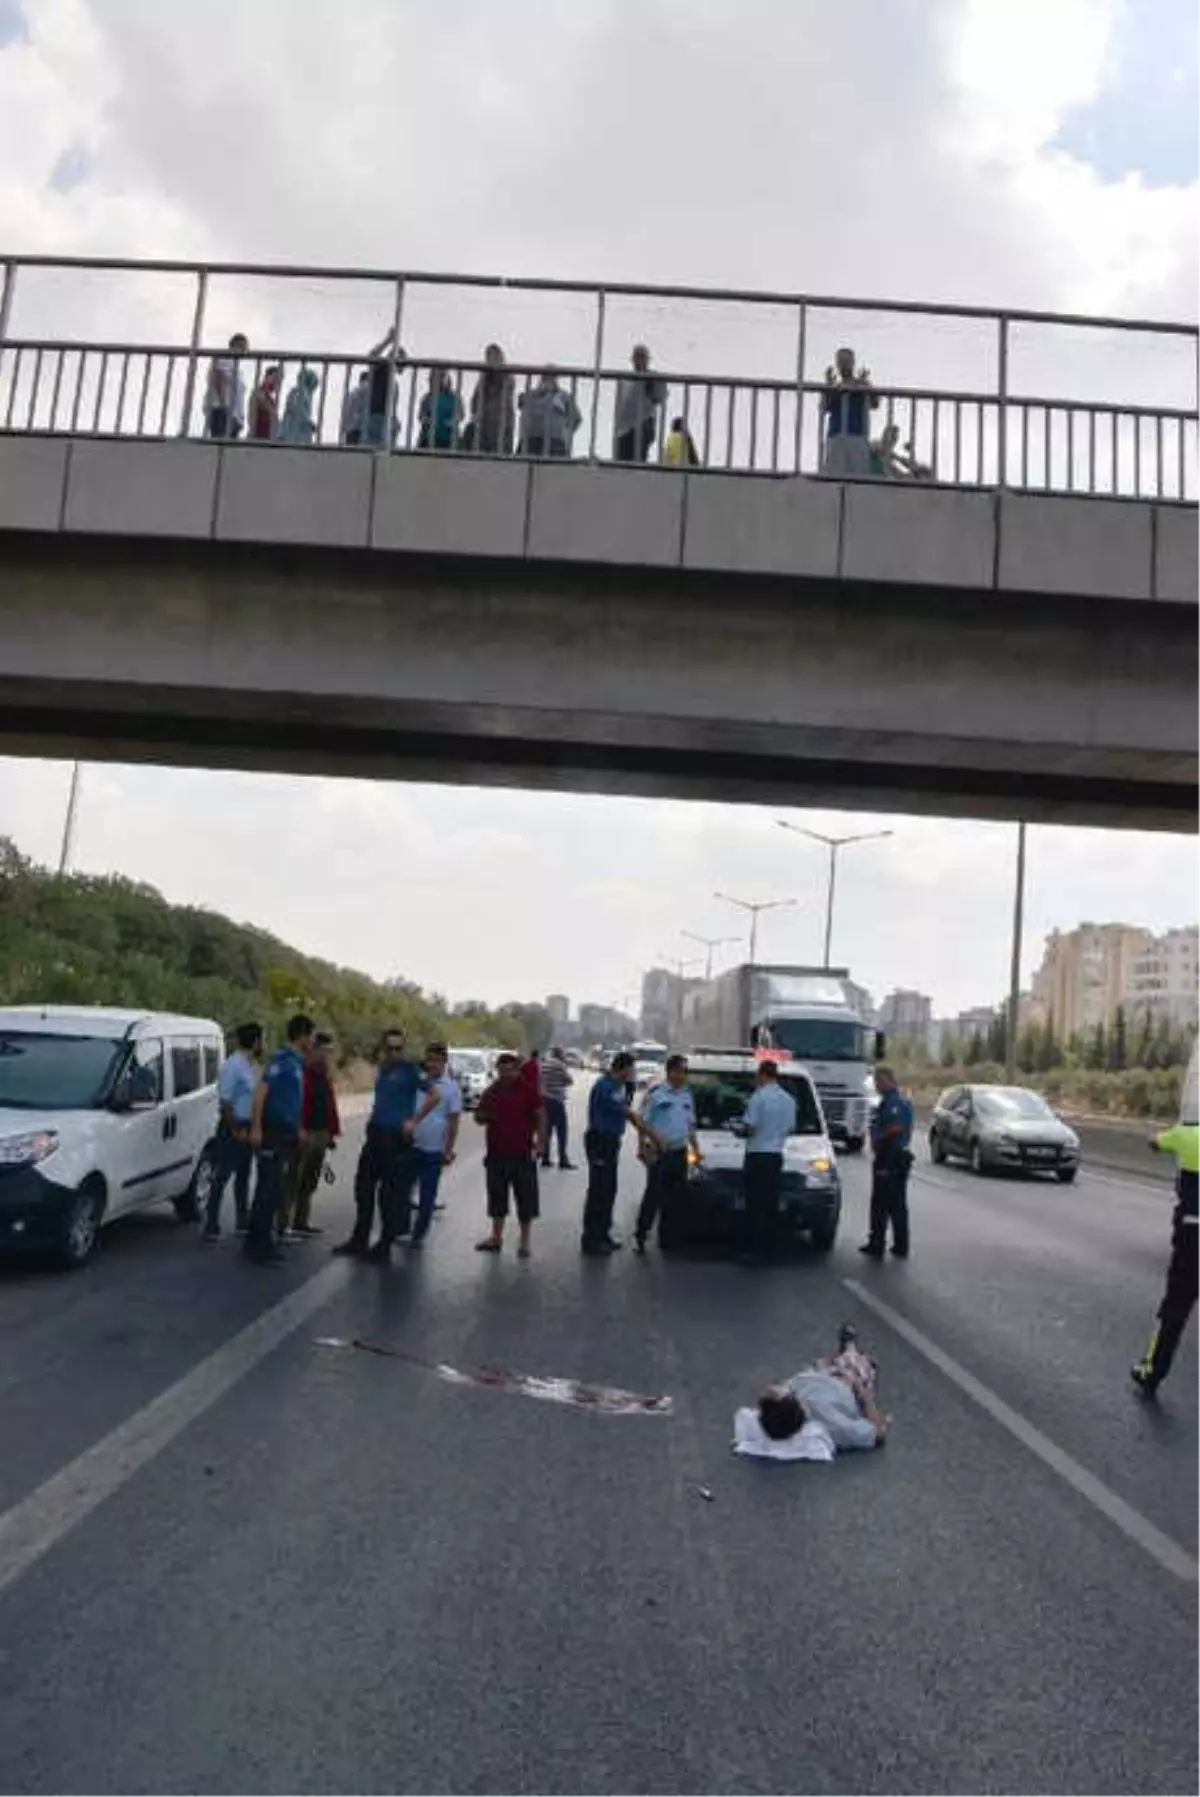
[820,345,878,478]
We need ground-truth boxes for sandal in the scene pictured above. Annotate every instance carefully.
[517,1244,532,1259]
[475,1237,502,1253]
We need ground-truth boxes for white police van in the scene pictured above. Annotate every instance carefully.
[656,1050,842,1253]
[0,1007,225,1268]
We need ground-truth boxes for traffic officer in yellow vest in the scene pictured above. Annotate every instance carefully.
[1131,1055,1198,1398]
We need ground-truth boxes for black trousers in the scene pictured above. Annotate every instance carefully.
[615,420,656,463]
[1142,1229,1192,1380]
[352,1124,420,1246]
[541,1097,569,1165]
[636,1146,688,1244]
[868,1154,911,1255]
[743,1152,783,1258]
[486,1155,540,1223]
[207,1126,252,1231]
[582,1130,622,1246]
[246,1130,297,1258]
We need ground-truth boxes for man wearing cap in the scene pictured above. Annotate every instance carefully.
[1131,1084,1198,1399]
[581,1051,664,1255]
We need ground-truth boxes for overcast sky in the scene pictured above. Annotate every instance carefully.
[0,0,1196,1018]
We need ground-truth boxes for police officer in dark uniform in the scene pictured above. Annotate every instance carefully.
[1131,1108,1198,1398]
[860,1065,914,1260]
[247,1012,314,1266]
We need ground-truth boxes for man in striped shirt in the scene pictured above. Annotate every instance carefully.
[538,1047,576,1169]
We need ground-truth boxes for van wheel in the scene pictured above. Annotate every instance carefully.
[843,1136,865,1155]
[810,1218,839,1252]
[56,1183,104,1269]
[930,1131,947,1164]
[175,1150,216,1224]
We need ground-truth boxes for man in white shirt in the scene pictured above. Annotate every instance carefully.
[740,1059,797,1262]
[204,1020,263,1239]
[408,1042,463,1248]
[204,333,249,439]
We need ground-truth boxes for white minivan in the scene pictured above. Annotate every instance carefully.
[0,1006,225,1268]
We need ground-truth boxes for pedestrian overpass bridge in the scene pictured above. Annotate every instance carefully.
[0,256,1195,831]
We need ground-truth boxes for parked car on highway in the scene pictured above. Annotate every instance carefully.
[448,1048,491,1108]
[929,1083,1080,1182]
[659,1051,841,1253]
[0,1006,224,1268]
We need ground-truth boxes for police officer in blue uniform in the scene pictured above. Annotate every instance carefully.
[635,1053,701,1253]
[860,1065,914,1260]
[247,1012,315,1265]
[332,1027,440,1264]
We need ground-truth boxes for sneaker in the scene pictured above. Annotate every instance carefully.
[364,1242,392,1265]
[201,1227,220,1244]
[581,1240,615,1257]
[293,1223,324,1237]
[407,1236,425,1251]
[433,1201,447,1213]
[331,1238,368,1258]
[632,1237,647,1256]
[604,1236,624,1252]
[234,1223,250,1236]
[559,1160,577,1171]
[1130,1365,1159,1398]
[539,1158,552,1169]
[857,1242,884,1260]
[890,1247,910,1260]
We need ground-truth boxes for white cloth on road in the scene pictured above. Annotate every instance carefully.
[733,1408,836,1462]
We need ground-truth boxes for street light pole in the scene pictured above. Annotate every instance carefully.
[712,894,797,966]
[774,822,894,966]
[681,931,741,980]
[57,762,82,877]
[1005,821,1027,1085]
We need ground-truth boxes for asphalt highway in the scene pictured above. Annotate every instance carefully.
[0,1099,1194,1795]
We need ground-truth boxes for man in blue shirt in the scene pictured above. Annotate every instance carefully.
[582,1051,663,1255]
[740,1059,798,1262]
[861,1065,915,1260]
[820,345,879,478]
[204,1020,262,1241]
[635,1053,701,1254]
[247,1013,314,1265]
[332,1027,439,1263]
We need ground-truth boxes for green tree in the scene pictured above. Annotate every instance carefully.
[1109,1005,1128,1072]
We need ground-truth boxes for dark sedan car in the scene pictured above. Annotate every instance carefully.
[929,1084,1081,1182]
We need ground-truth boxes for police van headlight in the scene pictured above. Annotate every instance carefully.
[805,1156,835,1185]
[0,1129,60,1168]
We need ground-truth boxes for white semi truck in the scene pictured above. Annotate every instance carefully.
[677,964,882,1151]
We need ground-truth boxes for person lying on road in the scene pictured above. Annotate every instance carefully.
[734,1325,888,1462]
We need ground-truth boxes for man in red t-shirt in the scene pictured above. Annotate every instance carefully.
[475,1053,547,1257]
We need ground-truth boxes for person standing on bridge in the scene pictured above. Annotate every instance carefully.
[246,1013,315,1266]
[418,366,464,451]
[517,368,581,459]
[204,333,248,440]
[613,343,668,463]
[279,366,320,444]
[464,343,516,455]
[859,1066,914,1261]
[820,346,878,478]
[1131,1093,1198,1399]
[581,1051,663,1255]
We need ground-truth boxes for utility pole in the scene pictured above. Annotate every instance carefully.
[775,821,893,966]
[712,894,797,966]
[57,762,82,877]
[1005,821,1027,1085]
[681,931,741,980]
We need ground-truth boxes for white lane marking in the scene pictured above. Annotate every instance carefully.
[0,1261,350,1598]
[842,1276,1198,1588]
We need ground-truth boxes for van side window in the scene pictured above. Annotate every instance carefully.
[202,1042,221,1087]
[170,1039,203,1098]
[127,1039,164,1106]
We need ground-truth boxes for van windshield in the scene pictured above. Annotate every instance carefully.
[0,1032,124,1110]
[688,1071,823,1135]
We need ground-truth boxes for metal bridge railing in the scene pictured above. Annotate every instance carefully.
[0,256,1195,501]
